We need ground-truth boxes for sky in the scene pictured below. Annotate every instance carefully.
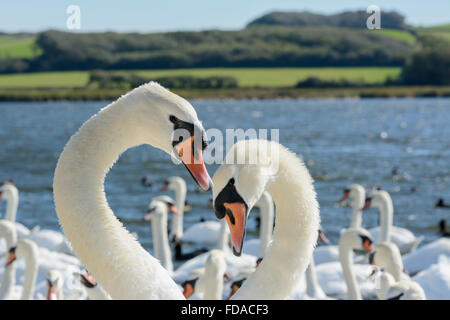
[1,0,449,33]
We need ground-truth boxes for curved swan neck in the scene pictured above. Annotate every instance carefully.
[377,196,393,243]
[170,179,186,240]
[151,207,173,273]
[256,193,274,258]
[339,243,361,300]
[20,245,38,300]
[53,91,184,299]
[305,258,322,298]
[233,147,320,300]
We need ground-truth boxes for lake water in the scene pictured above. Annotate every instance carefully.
[0,98,449,265]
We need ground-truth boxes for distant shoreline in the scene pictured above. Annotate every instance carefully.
[0,86,449,102]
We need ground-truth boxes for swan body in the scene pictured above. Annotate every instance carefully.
[403,238,450,274]
[375,270,426,300]
[53,82,212,299]
[213,140,320,299]
[412,255,450,299]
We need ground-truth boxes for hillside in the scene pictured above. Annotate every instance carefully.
[247,10,406,29]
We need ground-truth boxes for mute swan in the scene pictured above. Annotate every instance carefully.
[182,249,227,300]
[412,255,450,299]
[53,82,212,299]
[161,176,229,249]
[0,182,18,222]
[160,176,187,242]
[77,271,112,300]
[338,228,374,300]
[0,220,17,299]
[403,237,450,274]
[314,184,366,265]
[0,182,74,256]
[6,239,39,300]
[375,270,426,300]
[364,189,423,255]
[212,139,320,299]
[46,269,64,300]
[369,242,426,300]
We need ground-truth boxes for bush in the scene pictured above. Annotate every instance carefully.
[88,71,238,89]
[402,48,450,85]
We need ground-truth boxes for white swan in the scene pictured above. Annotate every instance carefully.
[0,220,17,299]
[412,255,450,299]
[403,237,450,274]
[370,242,426,300]
[364,189,423,255]
[212,139,320,299]
[6,239,39,300]
[53,82,212,299]
[160,176,187,242]
[314,184,366,265]
[0,182,74,255]
[145,197,177,273]
[338,228,374,300]
[0,182,18,222]
[182,249,227,300]
[78,271,112,300]
[46,269,64,300]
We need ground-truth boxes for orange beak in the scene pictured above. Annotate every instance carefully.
[175,136,211,191]
[5,250,16,268]
[159,182,169,192]
[224,202,247,256]
[168,204,180,215]
[340,190,350,202]
[363,239,374,252]
[226,284,240,300]
[182,283,195,298]
[363,198,372,210]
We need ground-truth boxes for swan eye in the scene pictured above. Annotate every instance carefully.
[169,115,178,123]
[229,178,235,185]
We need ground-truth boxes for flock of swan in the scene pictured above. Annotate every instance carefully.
[1,82,449,300]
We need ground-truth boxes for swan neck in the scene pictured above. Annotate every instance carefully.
[3,188,18,222]
[216,219,229,251]
[171,182,186,240]
[378,201,393,243]
[339,244,361,300]
[305,258,321,298]
[53,99,183,299]
[152,212,173,273]
[350,207,362,229]
[233,149,320,299]
[257,194,274,258]
[21,252,38,300]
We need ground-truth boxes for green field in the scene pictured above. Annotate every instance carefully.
[0,36,42,59]
[378,29,416,44]
[0,67,401,89]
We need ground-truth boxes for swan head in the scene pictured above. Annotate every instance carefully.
[363,189,392,211]
[212,140,278,256]
[339,184,365,209]
[160,176,186,192]
[131,82,211,191]
[386,281,426,300]
[339,228,374,253]
[46,270,63,300]
[0,181,18,201]
[5,239,38,267]
[144,196,178,221]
